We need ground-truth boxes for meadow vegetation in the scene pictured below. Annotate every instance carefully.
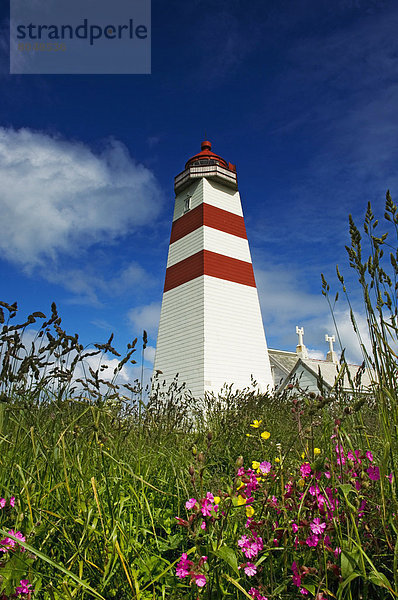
[0,192,397,599]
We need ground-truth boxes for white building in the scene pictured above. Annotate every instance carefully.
[152,141,273,398]
[269,328,373,394]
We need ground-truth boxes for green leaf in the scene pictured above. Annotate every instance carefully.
[214,545,239,575]
[368,570,392,590]
[301,583,316,595]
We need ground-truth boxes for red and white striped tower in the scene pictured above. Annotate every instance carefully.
[153,141,273,397]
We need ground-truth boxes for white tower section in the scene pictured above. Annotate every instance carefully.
[153,141,273,398]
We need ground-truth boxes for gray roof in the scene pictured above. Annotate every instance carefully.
[268,349,299,376]
[268,349,374,393]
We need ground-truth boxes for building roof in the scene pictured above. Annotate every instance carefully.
[268,348,374,393]
[185,140,236,172]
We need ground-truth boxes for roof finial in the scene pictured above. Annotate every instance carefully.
[296,326,309,359]
[325,334,338,363]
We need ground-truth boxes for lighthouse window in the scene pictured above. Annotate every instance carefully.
[184,195,191,213]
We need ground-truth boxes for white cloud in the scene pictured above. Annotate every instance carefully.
[144,345,156,364]
[128,301,161,337]
[0,127,162,268]
[255,263,373,365]
[307,348,325,360]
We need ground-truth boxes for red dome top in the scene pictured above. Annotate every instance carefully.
[185,140,230,170]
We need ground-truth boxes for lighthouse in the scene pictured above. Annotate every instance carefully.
[153,141,273,398]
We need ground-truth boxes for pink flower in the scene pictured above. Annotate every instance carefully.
[292,562,301,587]
[238,534,263,559]
[310,518,326,536]
[292,522,299,533]
[244,562,257,576]
[367,466,380,481]
[366,451,373,462]
[259,461,271,474]
[15,579,33,595]
[300,463,312,477]
[324,471,331,479]
[185,498,197,510]
[249,588,268,600]
[176,553,192,579]
[0,498,6,509]
[300,589,309,595]
[9,497,15,508]
[200,521,206,530]
[0,530,25,553]
[195,574,207,587]
[201,499,213,516]
[306,534,319,547]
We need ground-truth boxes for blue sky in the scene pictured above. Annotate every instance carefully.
[1,0,397,379]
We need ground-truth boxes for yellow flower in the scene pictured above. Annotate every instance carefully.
[314,448,321,456]
[252,460,260,470]
[246,505,255,518]
[214,496,221,505]
[261,431,270,440]
[246,433,252,437]
[301,451,306,459]
[237,481,245,491]
[237,495,247,506]
[298,478,305,488]
[275,457,280,463]
[250,419,262,428]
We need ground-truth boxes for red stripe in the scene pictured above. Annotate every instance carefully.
[170,203,247,244]
[164,250,256,292]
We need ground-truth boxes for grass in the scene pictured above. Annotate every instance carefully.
[0,192,397,599]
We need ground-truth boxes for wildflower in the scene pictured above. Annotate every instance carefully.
[259,461,271,474]
[195,574,206,587]
[238,535,249,548]
[176,553,192,579]
[246,505,255,518]
[15,579,33,595]
[213,496,221,505]
[306,534,319,547]
[261,431,270,439]
[252,461,260,470]
[244,562,257,576]
[239,534,263,558]
[237,495,247,506]
[367,466,380,481]
[291,562,301,587]
[310,518,326,536]
[366,451,374,462]
[9,497,15,508]
[300,589,309,596]
[301,451,306,459]
[200,521,206,530]
[0,498,6,509]
[185,498,197,510]
[314,448,321,455]
[291,522,299,533]
[249,588,268,600]
[0,530,26,553]
[275,457,280,463]
[300,463,312,478]
[250,420,262,428]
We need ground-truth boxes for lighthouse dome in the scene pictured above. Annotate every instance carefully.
[185,140,229,170]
